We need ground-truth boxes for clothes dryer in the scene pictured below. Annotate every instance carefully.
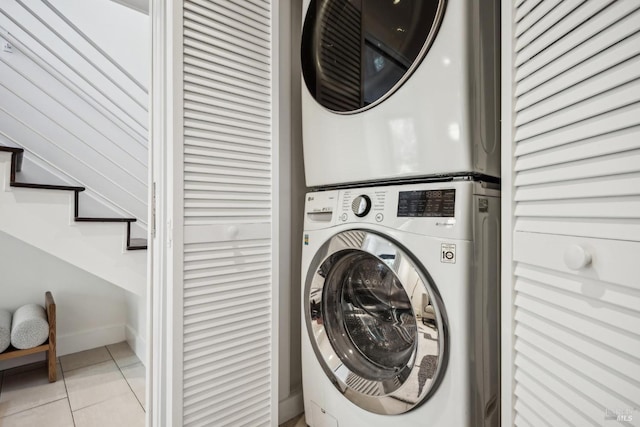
[301,0,500,187]
[301,180,500,426]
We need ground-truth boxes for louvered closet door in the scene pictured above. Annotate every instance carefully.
[180,1,275,426]
[503,1,640,426]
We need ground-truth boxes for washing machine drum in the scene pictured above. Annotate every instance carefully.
[301,0,446,113]
[305,230,448,415]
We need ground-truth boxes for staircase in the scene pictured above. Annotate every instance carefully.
[0,145,146,296]
[0,0,149,238]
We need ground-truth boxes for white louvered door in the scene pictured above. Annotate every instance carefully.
[157,0,278,425]
[502,1,640,426]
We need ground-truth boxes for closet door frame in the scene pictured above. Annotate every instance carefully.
[500,0,515,425]
[148,0,184,424]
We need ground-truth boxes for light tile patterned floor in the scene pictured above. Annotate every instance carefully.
[0,342,145,427]
[279,413,306,427]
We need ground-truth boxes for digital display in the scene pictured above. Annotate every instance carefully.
[397,189,455,217]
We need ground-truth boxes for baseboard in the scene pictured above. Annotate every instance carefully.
[125,324,146,366]
[57,324,126,356]
[0,324,125,371]
[279,387,304,424]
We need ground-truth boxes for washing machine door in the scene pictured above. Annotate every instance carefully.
[301,0,446,113]
[305,230,448,415]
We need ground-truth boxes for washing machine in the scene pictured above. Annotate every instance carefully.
[300,0,500,187]
[301,180,500,426]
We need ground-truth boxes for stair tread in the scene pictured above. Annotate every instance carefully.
[0,146,24,153]
[12,182,85,192]
[75,217,137,222]
[127,238,148,250]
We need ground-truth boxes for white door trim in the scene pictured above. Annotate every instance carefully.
[500,0,515,425]
[148,0,184,424]
[271,0,282,423]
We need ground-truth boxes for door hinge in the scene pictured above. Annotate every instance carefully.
[151,182,156,239]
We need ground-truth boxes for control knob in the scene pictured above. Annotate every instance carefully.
[352,195,372,217]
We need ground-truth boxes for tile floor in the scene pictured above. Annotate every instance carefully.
[0,342,145,427]
[279,413,306,427]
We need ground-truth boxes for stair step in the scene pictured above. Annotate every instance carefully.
[11,182,85,192]
[75,217,136,223]
[0,146,24,176]
[2,144,146,251]
[127,238,148,250]
[0,146,24,153]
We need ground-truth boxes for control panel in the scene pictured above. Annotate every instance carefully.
[397,189,456,217]
[335,185,462,238]
[339,189,457,222]
[306,181,498,241]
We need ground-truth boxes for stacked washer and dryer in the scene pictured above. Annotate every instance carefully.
[299,1,501,426]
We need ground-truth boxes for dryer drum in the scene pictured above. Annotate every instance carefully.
[301,0,446,113]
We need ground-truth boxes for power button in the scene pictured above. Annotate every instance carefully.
[375,213,384,222]
[340,213,348,222]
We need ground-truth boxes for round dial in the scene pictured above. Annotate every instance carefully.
[352,195,372,218]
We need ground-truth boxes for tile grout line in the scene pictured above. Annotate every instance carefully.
[0,345,144,423]
[60,345,138,427]
[65,346,127,414]
[59,349,113,374]
[105,345,140,369]
[106,344,146,413]
[0,396,69,419]
[60,360,78,427]
[0,362,71,420]
[70,395,129,413]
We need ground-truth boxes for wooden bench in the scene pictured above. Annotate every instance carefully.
[0,292,57,382]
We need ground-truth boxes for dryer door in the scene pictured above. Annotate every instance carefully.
[301,0,446,113]
[305,230,448,415]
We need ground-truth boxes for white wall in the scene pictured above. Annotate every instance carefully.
[288,3,305,396]
[278,0,306,422]
[124,291,146,365]
[0,231,128,370]
[51,0,150,89]
[107,0,149,15]
[0,0,149,235]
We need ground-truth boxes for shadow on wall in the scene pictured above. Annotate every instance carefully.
[0,231,129,370]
